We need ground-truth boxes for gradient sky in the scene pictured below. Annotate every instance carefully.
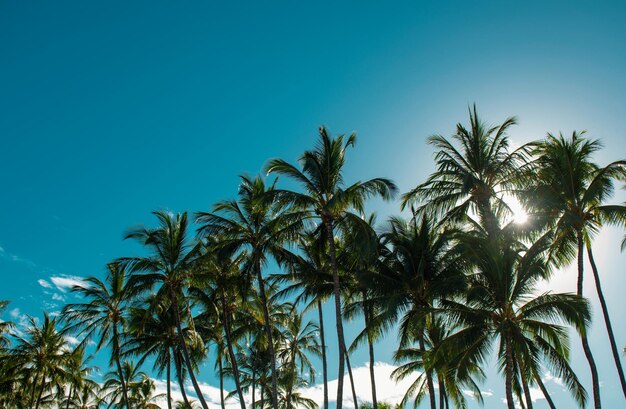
[1,1,626,408]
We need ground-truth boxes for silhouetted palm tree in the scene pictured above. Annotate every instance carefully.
[196,175,306,409]
[528,131,626,405]
[266,127,397,409]
[118,211,210,409]
[62,263,132,408]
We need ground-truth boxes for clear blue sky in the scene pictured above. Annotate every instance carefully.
[1,1,625,407]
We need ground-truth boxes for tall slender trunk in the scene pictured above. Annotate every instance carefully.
[30,373,40,407]
[418,332,436,409]
[325,219,347,409]
[344,350,358,409]
[438,382,444,409]
[34,376,45,409]
[170,287,211,409]
[317,300,328,409]
[222,294,247,409]
[167,351,172,409]
[261,383,265,409]
[520,367,533,409]
[586,244,626,398]
[534,373,556,409]
[219,356,226,409]
[254,258,279,409]
[175,352,191,407]
[362,292,378,409]
[35,371,46,409]
[577,232,601,409]
[252,370,256,409]
[504,335,515,409]
[65,385,73,409]
[112,325,131,409]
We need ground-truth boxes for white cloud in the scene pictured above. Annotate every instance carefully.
[50,275,85,292]
[52,293,66,302]
[9,308,21,319]
[38,279,52,288]
[542,372,564,387]
[65,336,80,346]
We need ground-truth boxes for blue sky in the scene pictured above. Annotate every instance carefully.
[1,1,626,407]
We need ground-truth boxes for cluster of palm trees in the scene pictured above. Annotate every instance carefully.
[0,106,625,409]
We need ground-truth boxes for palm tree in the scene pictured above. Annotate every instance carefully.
[10,313,72,409]
[442,226,590,409]
[196,174,306,409]
[62,262,132,408]
[103,360,164,408]
[61,346,99,409]
[273,232,334,409]
[125,294,192,409]
[192,244,249,409]
[266,126,397,409]
[118,211,210,409]
[277,311,321,409]
[528,131,626,405]
[0,301,13,350]
[370,216,465,409]
[402,105,529,237]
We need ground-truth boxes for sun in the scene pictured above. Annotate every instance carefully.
[504,195,528,224]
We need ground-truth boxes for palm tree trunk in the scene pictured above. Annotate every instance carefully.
[534,373,556,409]
[418,332,436,409]
[34,379,45,409]
[586,244,626,398]
[112,325,131,409]
[175,352,192,407]
[222,294,248,409]
[504,335,515,409]
[65,385,73,409]
[325,219,347,409]
[30,373,40,407]
[317,299,328,409]
[521,370,533,409]
[252,370,256,409]
[167,353,173,409]
[170,287,211,409]
[438,382,444,409]
[577,232,602,409]
[254,258,279,409]
[219,357,226,409]
[362,292,377,409]
[344,350,358,409]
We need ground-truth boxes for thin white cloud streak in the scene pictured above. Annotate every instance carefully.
[50,275,85,292]
[38,279,53,288]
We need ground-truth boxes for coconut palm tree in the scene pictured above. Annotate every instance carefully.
[366,216,466,409]
[61,346,99,409]
[402,105,529,237]
[266,126,397,409]
[277,310,321,409]
[0,301,13,350]
[191,244,249,409]
[62,262,132,408]
[196,174,306,409]
[125,294,194,409]
[272,232,334,409]
[527,131,626,405]
[10,313,72,409]
[103,360,164,408]
[441,225,590,409]
[118,211,210,409]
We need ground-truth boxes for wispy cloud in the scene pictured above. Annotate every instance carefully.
[50,275,85,292]
[38,279,53,288]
